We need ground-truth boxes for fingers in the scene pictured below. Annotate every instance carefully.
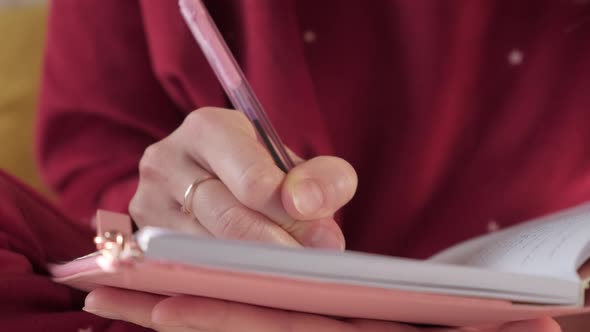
[182,171,340,249]
[129,181,211,236]
[84,288,198,332]
[349,318,421,332]
[130,156,213,236]
[282,156,357,220]
[173,108,350,249]
[155,146,301,247]
[83,287,164,329]
[131,136,207,234]
[85,289,383,332]
[424,318,562,332]
[174,109,292,227]
[151,296,357,332]
[85,289,554,332]
[497,318,561,332]
[190,178,301,247]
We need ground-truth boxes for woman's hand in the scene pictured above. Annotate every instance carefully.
[83,287,562,332]
[129,107,357,249]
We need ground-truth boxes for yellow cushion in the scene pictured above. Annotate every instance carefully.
[0,4,48,192]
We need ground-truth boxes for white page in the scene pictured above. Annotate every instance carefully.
[136,227,580,305]
[429,203,590,282]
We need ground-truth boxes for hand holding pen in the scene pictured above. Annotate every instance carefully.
[126,0,357,250]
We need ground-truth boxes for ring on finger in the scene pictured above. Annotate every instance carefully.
[181,174,216,216]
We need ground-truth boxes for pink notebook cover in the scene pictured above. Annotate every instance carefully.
[49,211,589,327]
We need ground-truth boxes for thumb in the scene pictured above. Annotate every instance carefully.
[281,156,358,221]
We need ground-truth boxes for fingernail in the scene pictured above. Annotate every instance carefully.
[83,307,123,320]
[307,227,344,250]
[292,178,324,216]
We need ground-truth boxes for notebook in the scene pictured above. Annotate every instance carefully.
[50,204,590,327]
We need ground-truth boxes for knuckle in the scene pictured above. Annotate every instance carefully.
[128,193,148,226]
[183,107,219,133]
[182,109,224,151]
[138,143,166,180]
[235,161,281,207]
[231,112,257,137]
[215,205,265,240]
[184,107,256,138]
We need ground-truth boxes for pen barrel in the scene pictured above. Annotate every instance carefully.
[229,84,295,172]
[179,0,295,172]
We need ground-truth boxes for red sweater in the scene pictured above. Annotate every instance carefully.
[37,0,590,260]
[0,171,146,331]
[0,2,586,330]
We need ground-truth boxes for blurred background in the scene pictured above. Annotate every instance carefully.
[0,0,49,193]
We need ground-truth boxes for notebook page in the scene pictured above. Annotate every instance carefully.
[429,203,590,282]
[137,227,580,305]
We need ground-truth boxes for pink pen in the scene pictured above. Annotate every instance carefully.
[179,0,295,172]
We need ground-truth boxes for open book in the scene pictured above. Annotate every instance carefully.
[50,204,590,327]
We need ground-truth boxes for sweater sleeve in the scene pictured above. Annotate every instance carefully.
[0,170,148,332]
[36,0,184,221]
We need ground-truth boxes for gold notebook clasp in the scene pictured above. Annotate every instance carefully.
[93,210,143,269]
[94,230,143,262]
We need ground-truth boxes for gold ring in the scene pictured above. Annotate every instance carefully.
[182,174,215,215]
